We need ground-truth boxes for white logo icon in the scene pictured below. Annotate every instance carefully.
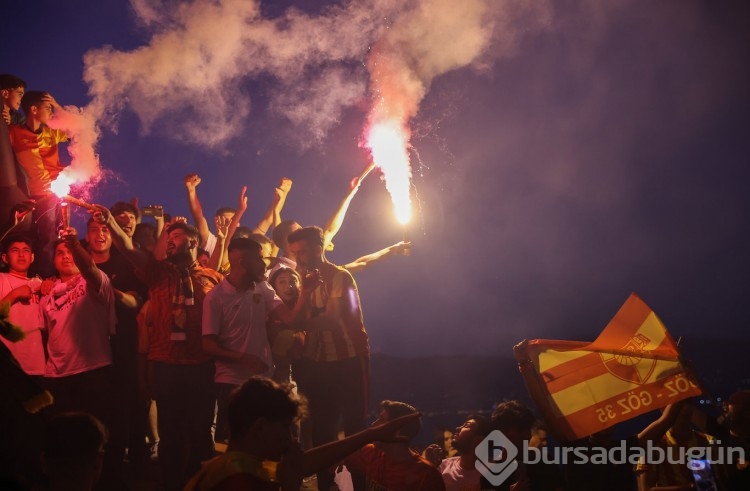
[475,430,518,486]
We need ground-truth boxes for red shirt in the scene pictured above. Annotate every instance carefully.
[345,444,446,491]
[139,258,222,364]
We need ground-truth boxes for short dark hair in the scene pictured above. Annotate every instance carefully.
[287,226,324,249]
[2,233,34,251]
[133,223,156,244]
[53,237,76,252]
[233,226,254,239]
[468,415,493,439]
[228,237,262,254]
[0,74,26,90]
[109,201,140,220]
[380,400,421,441]
[44,413,108,480]
[272,220,300,250]
[20,90,48,115]
[250,233,274,249]
[491,400,535,434]
[215,207,236,217]
[167,222,200,241]
[228,377,306,439]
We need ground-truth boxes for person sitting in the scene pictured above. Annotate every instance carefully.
[184,376,423,491]
[344,400,446,491]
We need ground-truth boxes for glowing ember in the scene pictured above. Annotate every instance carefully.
[365,119,412,224]
[50,171,76,198]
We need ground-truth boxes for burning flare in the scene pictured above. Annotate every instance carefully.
[50,171,76,198]
[365,119,413,224]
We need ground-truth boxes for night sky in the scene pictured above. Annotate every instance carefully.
[3,0,749,356]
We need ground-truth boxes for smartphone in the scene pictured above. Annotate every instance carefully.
[689,458,719,491]
[142,205,164,218]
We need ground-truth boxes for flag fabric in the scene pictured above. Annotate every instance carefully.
[515,293,702,441]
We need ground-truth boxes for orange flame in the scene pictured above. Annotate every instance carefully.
[365,119,412,224]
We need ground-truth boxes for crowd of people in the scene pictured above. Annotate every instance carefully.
[1,75,749,491]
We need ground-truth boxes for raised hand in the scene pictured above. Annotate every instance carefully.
[184,173,202,191]
[422,444,446,467]
[237,185,248,215]
[214,215,231,239]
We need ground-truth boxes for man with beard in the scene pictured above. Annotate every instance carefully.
[202,237,310,443]
[96,206,222,491]
[286,226,370,491]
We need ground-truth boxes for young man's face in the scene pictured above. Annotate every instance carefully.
[287,239,319,271]
[86,222,112,255]
[32,101,54,125]
[451,419,481,453]
[229,247,267,282]
[166,228,194,258]
[2,87,24,110]
[2,241,34,275]
[54,243,80,277]
[114,211,137,238]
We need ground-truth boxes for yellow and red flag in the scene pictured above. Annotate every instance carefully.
[515,293,701,441]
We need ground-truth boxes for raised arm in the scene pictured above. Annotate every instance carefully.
[636,399,688,446]
[322,163,374,250]
[254,177,292,236]
[60,227,104,291]
[214,186,248,272]
[343,241,411,274]
[95,205,151,272]
[184,173,211,249]
[207,215,230,271]
[299,412,421,476]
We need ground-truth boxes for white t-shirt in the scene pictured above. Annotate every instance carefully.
[204,231,218,257]
[439,456,481,491]
[41,271,116,377]
[202,279,283,385]
[0,273,45,375]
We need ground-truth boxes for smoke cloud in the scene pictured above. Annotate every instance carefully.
[81,0,551,150]
[46,104,102,193]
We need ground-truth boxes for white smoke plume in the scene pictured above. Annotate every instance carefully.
[46,104,102,193]
[82,0,551,149]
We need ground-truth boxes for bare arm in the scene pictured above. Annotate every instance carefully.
[255,177,292,235]
[343,241,411,274]
[96,206,152,272]
[184,173,211,249]
[61,227,104,291]
[153,216,187,261]
[114,289,142,310]
[636,400,687,445]
[207,215,230,271]
[322,163,374,250]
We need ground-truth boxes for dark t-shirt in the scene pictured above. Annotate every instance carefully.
[97,253,148,363]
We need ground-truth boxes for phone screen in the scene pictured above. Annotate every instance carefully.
[689,459,719,491]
